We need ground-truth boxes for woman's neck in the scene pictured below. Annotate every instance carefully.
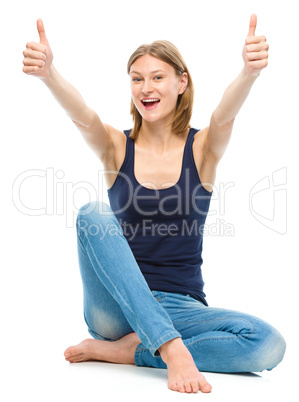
[137,120,186,154]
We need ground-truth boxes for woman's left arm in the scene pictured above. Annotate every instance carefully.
[204,14,269,161]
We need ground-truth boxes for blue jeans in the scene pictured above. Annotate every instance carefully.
[76,201,286,372]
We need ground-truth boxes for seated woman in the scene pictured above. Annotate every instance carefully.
[22,14,286,394]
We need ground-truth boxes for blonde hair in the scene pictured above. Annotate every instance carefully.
[127,40,194,140]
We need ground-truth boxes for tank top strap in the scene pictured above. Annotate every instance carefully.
[182,128,200,176]
[123,129,132,138]
[117,129,134,177]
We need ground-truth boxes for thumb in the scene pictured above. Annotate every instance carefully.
[37,18,47,44]
[248,13,257,36]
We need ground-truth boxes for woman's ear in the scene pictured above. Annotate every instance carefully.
[179,72,188,95]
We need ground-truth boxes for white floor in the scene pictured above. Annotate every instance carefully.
[4,337,295,402]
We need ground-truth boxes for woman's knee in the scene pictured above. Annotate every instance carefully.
[84,304,133,341]
[77,200,112,218]
[76,201,115,231]
[253,323,286,372]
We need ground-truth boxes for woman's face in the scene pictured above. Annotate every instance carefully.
[129,54,188,125]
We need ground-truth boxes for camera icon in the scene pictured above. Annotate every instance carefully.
[249,167,287,234]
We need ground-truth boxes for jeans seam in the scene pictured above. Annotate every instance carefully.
[136,345,143,366]
[184,333,255,350]
[172,317,255,339]
[154,293,166,302]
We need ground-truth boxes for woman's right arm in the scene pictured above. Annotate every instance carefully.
[22,18,114,163]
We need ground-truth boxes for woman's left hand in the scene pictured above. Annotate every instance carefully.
[242,14,269,77]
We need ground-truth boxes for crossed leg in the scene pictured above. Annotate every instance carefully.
[64,202,285,392]
[64,201,212,393]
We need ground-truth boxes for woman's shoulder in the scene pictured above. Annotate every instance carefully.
[100,125,128,182]
[192,126,208,145]
[105,124,128,146]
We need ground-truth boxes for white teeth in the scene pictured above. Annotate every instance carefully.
[142,99,160,103]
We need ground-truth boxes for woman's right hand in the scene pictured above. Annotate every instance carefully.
[22,18,54,79]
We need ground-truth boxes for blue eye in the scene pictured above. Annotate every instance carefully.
[155,76,163,80]
[132,77,142,82]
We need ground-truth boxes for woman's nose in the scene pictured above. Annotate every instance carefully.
[142,79,153,95]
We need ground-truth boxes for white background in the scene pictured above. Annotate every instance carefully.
[2,0,298,400]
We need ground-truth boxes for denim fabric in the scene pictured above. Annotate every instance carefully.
[76,201,286,372]
[135,291,286,372]
[76,200,181,357]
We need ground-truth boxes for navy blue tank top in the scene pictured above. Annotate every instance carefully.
[107,128,213,305]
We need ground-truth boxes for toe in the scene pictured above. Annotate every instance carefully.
[65,346,81,357]
[185,384,192,393]
[190,381,199,393]
[168,382,178,392]
[64,348,72,357]
[201,382,212,393]
[67,354,81,363]
[198,373,212,393]
[64,345,77,358]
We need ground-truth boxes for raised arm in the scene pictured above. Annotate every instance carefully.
[22,18,114,162]
[203,14,269,162]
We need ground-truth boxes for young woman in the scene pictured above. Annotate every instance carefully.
[22,15,286,394]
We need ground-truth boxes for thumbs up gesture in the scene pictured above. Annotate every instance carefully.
[242,14,269,77]
[22,18,54,78]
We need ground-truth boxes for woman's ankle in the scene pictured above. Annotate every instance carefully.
[158,337,185,363]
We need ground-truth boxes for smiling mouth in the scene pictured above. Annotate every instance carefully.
[141,98,160,109]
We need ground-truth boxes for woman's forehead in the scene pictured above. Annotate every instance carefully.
[130,54,174,74]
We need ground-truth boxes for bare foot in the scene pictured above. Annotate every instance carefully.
[64,332,141,364]
[159,338,212,394]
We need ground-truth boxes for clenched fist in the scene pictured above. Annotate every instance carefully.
[22,18,53,78]
[242,14,269,77]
